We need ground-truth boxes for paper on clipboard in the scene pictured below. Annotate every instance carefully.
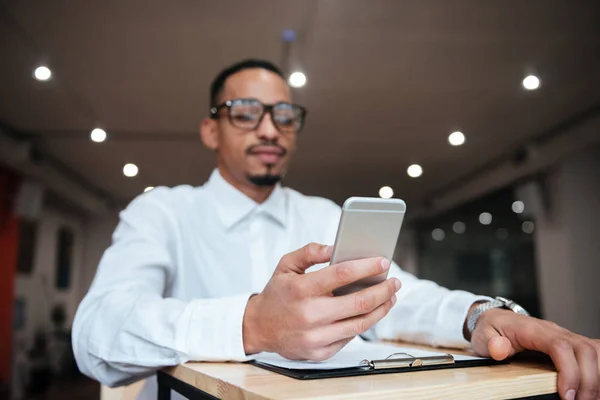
[252,338,485,370]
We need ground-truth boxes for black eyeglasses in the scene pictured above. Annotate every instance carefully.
[210,98,307,134]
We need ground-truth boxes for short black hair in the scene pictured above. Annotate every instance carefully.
[209,59,286,108]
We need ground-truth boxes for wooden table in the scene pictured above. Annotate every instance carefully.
[157,344,559,400]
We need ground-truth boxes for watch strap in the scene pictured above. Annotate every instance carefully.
[467,297,529,337]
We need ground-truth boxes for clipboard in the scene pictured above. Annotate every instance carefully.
[250,351,503,380]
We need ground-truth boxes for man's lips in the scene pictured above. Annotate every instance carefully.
[247,145,286,164]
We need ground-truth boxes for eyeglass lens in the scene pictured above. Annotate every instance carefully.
[229,99,302,132]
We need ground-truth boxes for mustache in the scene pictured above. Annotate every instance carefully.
[245,142,287,156]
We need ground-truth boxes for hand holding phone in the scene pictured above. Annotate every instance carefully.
[243,243,400,360]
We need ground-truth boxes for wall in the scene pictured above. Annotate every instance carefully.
[533,144,600,337]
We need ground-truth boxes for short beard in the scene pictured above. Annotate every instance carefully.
[247,163,282,187]
[247,173,281,187]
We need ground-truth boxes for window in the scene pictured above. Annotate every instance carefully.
[416,187,541,317]
[55,226,74,289]
[17,219,38,274]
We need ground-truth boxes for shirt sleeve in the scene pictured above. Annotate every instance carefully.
[372,263,492,348]
[72,190,253,387]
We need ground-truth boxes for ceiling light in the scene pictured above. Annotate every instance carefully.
[90,128,107,143]
[288,72,306,88]
[407,164,423,178]
[123,163,138,177]
[144,186,154,192]
[522,221,535,234]
[34,66,52,81]
[522,75,540,90]
[431,228,445,241]
[452,221,466,234]
[448,131,465,146]
[512,200,525,214]
[479,212,492,225]
[379,186,393,199]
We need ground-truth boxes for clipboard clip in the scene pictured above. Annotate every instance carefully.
[359,352,455,370]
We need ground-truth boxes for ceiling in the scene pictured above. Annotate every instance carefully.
[1,0,599,210]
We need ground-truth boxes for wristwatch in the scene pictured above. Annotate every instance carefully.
[467,296,530,337]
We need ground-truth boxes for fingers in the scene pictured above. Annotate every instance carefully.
[533,333,599,400]
[313,277,400,323]
[277,243,332,274]
[307,256,391,295]
[516,326,583,400]
[596,340,600,375]
[544,338,581,400]
[324,295,397,343]
[324,336,355,356]
[301,296,397,354]
[305,337,355,362]
[573,341,599,400]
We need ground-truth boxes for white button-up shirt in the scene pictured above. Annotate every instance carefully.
[72,169,486,396]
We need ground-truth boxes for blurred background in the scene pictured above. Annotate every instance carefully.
[1,1,599,398]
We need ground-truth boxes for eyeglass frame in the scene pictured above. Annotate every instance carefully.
[209,98,308,134]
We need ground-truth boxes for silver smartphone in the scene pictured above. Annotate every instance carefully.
[331,197,406,296]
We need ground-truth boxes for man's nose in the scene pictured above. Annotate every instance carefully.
[255,112,280,140]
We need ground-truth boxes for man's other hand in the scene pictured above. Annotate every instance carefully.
[242,242,401,361]
[470,308,600,400]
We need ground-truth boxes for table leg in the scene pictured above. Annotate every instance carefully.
[157,371,220,400]
[157,372,171,400]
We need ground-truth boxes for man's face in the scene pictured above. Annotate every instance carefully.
[204,68,297,187]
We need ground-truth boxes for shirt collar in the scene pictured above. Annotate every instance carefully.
[206,169,287,229]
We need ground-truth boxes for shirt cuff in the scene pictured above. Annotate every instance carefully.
[186,293,254,361]
[432,290,492,349]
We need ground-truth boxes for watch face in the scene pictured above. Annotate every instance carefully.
[496,296,529,316]
[512,304,529,315]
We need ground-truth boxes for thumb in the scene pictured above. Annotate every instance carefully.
[487,336,517,361]
[276,243,333,275]
[471,326,518,361]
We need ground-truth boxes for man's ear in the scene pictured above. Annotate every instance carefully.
[200,117,219,151]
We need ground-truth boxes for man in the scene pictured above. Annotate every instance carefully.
[73,59,599,400]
